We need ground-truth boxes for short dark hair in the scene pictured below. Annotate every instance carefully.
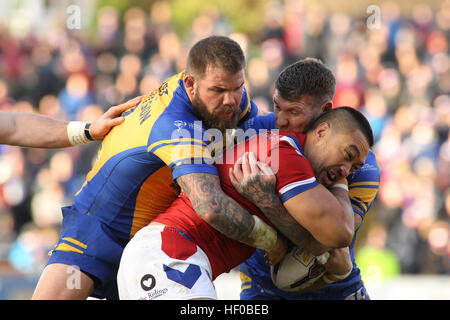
[275,58,336,104]
[307,106,375,147]
[186,36,246,78]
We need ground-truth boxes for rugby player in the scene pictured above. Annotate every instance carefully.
[117,107,374,299]
[238,59,380,300]
[32,36,285,300]
[0,96,142,148]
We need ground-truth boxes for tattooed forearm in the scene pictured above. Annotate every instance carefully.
[176,172,255,243]
[261,194,328,255]
[238,174,328,255]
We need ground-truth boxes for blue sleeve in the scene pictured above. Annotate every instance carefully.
[347,151,380,224]
[239,112,276,131]
[172,163,218,180]
[148,112,218,180]
[237,87,258,124]
[247,100,259,119]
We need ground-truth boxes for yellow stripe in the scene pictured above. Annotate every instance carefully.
[62,237,87,249]
[55,243,83,254]
[350,181,379,187]
[148,138,208,152]
[240,271,252,291]
[241,284,251,291]
[240,272,251,282]
[238,90,251,121]
[352,201,368,212]
[153,144,213,165]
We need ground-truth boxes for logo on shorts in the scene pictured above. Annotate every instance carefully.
[139,274,168,300]
[140,274,156,291]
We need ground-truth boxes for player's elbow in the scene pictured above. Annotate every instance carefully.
[322,227,352,249]
[332,213,354,248]
[196,210,216,225]
[190,195,220,225]
[318,208,353,248]
[334,226,353,248]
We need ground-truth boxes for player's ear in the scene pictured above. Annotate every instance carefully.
[321,101,332,113]
[184,74,196,96]
[314,121,330,141]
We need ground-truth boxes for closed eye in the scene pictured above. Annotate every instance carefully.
[211,87,226,93]
[345,151,353,161]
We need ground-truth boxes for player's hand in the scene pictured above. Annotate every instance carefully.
[89,95,144,140]
[264,234,288,266]
[323,247,352,276]
[229,152,277,205]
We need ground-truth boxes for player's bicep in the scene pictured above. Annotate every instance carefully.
[283,184,349,248]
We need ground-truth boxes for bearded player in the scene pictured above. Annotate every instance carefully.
[32,36,287,300]
[117,107,374,300]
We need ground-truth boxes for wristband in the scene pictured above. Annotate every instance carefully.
[247,215,277,252]
[330,184,349,192]
[67,121,93,145]
[323,269,352,284]
[316,252,330,265]
[84,122,95,141]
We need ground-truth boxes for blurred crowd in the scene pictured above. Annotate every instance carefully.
[0,0,448,292]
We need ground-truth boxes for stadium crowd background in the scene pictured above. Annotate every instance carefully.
[0,0,448,298]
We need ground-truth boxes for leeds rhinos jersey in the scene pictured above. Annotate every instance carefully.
[71,72,258,244]
[153,131,319,279]
[239,113,380,299]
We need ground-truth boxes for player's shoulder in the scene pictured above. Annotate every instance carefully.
[145,73,203,141]
[240,112,276,131]
[148,112,206,151]
[277,131,307,154]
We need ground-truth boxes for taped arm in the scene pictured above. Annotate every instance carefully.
[0,111,69,148]
[0,97,141,148]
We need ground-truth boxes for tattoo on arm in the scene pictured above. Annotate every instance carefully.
[240,175,328,254]
[176,173,255,242]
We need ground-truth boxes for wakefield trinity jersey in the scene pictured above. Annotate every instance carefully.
[71,72,257,244]
[154,131,319,279]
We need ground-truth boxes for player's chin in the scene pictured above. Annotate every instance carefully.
[318,172,334,188]
[218,117,239,131]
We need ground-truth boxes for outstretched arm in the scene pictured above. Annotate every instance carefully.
[0,96,142,148]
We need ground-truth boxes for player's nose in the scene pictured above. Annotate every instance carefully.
[339,163,351,177]
[276,114,288,129]
[223,92,239,107]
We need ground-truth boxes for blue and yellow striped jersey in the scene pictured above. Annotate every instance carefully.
[72,72,257,242]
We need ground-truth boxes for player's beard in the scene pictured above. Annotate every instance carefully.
[315,165,345,187]
[191,92,240,134]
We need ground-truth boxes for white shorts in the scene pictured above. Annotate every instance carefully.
[117,224,217,300]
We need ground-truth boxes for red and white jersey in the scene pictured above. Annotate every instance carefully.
[153,131,319,279]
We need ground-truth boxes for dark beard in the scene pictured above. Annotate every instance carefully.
[191,94,240,133]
